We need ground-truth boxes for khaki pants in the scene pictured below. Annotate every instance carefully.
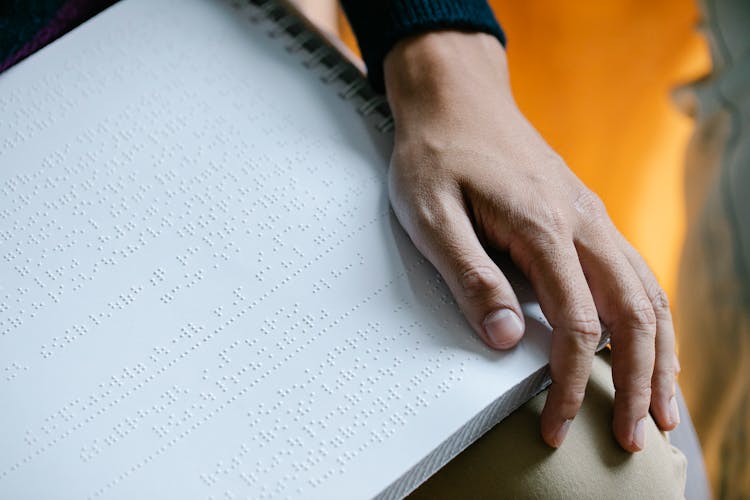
[410,352,688,499]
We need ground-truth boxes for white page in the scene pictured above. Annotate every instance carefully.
[0,1,554,498]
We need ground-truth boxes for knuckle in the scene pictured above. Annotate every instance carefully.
[547,210,570,240]
[653,358,677,383]
[616,383,653,402]
[651,372,675,394]
[538,203,570,238]
[564,323,602,352]
[649,286,671,315]
[411,196,443,230]
[613,365,653,398]
[564,310,602,340]
[621,297,657,334]
[572,188,607,221]
[408,191,455,234]
[559,387,587,410]
[457,264,503,299]
[513,203,571,243]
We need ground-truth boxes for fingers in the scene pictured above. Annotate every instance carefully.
[575,228,656,451]
[398,189,526,350]
[616,234,680,431]
[509,225,601,449]
[392,171,676,454]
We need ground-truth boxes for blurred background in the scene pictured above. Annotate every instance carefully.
[1,0,726,496]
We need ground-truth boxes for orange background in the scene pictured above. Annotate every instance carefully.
[336,1,711,300]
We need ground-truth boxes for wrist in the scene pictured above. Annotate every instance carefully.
[383,31,513,121]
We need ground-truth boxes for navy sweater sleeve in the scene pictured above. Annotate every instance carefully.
[339,0,506,93]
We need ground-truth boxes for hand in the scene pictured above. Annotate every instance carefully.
[383,31,679,451]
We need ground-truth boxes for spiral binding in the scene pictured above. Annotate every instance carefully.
[233,0,394,133]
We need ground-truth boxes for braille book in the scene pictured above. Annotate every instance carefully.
[0,1,591,498]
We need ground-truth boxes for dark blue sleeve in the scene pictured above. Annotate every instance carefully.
[339,0,506,92]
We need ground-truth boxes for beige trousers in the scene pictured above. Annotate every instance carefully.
[409,351,688,499]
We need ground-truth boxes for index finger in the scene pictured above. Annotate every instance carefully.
[511,231,601,448]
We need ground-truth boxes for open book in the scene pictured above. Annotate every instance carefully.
[0,1,596,498]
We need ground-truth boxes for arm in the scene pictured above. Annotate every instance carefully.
[339,1,679,452]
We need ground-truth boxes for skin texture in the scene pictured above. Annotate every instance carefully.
[383,31,680,452]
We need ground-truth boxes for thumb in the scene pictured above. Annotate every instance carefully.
[401,195,525,349]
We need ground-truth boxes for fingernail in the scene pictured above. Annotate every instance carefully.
[483,309,524,348]
[553,419,572,447]
[633,417,646,450]
[674,353,681,374]
[669,396,681,426]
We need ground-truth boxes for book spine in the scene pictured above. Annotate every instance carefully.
[234,0,394,133]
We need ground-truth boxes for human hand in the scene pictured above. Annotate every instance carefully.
[383,31,680,451]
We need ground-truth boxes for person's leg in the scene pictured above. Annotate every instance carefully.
[409,351,687,499]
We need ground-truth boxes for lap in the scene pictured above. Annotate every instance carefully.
[409,352,687,499]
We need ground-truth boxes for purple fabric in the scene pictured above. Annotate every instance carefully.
[0,0,115,73]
